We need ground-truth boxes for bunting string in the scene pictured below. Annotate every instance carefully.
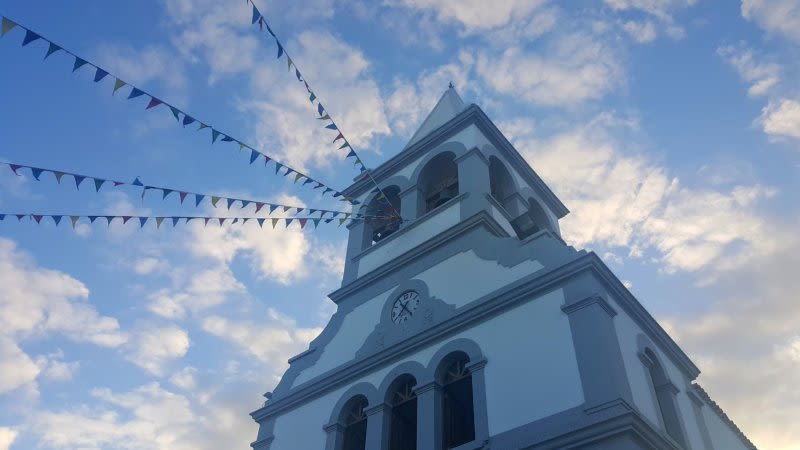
[0,15,358,205]
[0,213,356,230]
[246,2,401,221]
[0,161,380,219]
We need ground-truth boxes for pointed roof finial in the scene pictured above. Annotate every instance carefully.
[449,81,455,89]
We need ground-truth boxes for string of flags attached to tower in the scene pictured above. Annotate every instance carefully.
[0,6,404,232]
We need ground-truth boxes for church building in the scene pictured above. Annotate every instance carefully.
[250,89,757,449]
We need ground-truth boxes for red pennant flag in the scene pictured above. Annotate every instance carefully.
[299,218,307,229]
[332,132,344,143]
[255,202,265,213]
[146,97,163,109]
[122,216,132,224]
[179,192,188,204]
[32,215,43,224]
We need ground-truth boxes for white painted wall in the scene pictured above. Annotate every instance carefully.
[269,289,584,450]
[357,199,460,277]
[701,404,752,450]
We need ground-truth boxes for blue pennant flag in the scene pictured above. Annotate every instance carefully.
[45,42,61,59]
[277,42,284,59]
[172,217,180,227]
[73,57,89,72]
[269,204,279,214]
[139,217,148,227]
[194,194,204,206]
[221,135,234,142]
[211,129,221,143]
[347,150,357,158]
[74,175,86,189]
[182,115,195,127]
[250,150,259,164]
[227,198,236,210]
[51,215,62,226]
[132,177,143,186]
[22,30,41,46]
[30,167,44,180]
[88,216,99,223]
[251,5,261,24]
[317,103,325,116]
[325,123,338,130]
[94,68,109,82]
[295,68,302,81]
[128,87,145,99]
[94,178,105,192]
[162,189,173,199]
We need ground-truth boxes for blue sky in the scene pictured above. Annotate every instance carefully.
[1,0,799,448]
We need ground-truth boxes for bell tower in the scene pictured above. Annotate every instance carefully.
[250,89,758,450]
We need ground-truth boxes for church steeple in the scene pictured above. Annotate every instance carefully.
[405,86,466,149]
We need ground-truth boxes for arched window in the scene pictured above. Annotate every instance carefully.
[418,152,458,215]
[388,376,417,450]
[340,396,368,450]
[488,157,514,207]
[643,348,686,446]
[440,355,475,449]
[364,186,402,247]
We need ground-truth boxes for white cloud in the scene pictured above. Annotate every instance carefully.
[0,427,18,450]
[742,0,800,42]
[95,44,186,90]
[0,238,127,347]
[758,99,800,140]
[134,257,170,275]
[147,265,246,319]
[35,350,79,382]
[475,33,623,106]
[717,44,780,97]
[169,366,198,391]
[0,338,40,394]
[125,326,190,376]
[202,308,321,375]
[604,0,696,21]
[396,0,549,31]
[623,20,657,43]
[514,113,774,273]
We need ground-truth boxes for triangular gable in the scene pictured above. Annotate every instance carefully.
[405,87,466,149]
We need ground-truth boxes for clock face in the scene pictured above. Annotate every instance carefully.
[391,291,420,324]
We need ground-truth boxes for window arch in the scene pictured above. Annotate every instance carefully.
[438,353,475,449]
[488,157,514,207]
[339,395,368,450]
[417,152,458,215]
[387,375,418,450]
[510,196,551,239]
[363,186,402,247]
[643,348,686,446]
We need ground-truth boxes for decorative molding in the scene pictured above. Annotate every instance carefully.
[453,146,489,166]
[692,384,759,450]
[561,294,617,317]
[286,347,315,364]
[249,436,274,450]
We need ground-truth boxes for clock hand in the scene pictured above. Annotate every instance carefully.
[400,301,413,316]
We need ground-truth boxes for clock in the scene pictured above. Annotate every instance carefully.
[391,291,420,324]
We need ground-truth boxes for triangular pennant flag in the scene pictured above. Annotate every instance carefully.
[299,218,307,229]
[339,218,347,226]
[172,217,180,227]
[155,217,165,228]
[88,216,99,223]
[72,57,89,72]
[294,172,303,183]
[304,80,311,93]
[250,150,259,164]
[221,135,234,143]
[317,114,331,121]
[295,68,302,81]
[318,103,325,116]
[162,189,173,199]
[113,78,126,94]
[53,171,64,183]
[287,56,293,71]
[314,182,324,189]
[284,167,294,177]
[94,178,105,192]
[277,43,284,59]
[211,196,221,207]
[271,218,279,228]
[45,42,61,59]
[266,22,275,37]
[323,187,333,195]
[303,178,313,185]
[51,215,62,226]
[70,216,80,228]
[1,17,17,37]
[128,87,145,99]
[179,192,188,204]
[257,218,265,227]
[227,198,236,210]
[346,149,357,158]
[203,217,211,226]
[255,202,265,213]
[182,115,195,127]
[15,214,25,221]
[309,92,317,103]
[169,106,181,121]
[231,218,239,224]
[32,215,43,224]
[132,177,143,186]
[332,132,344,143]
[312,218,321,228]
[283,205,291,212]
[309,209,317,215]
[30,167,44,180]
[269,204,279,214]
[113,181,124,186]
[241,200,251,209]
[195,194,204,206]
[93,68,109,82]
[258,17,265,30]
[146,97,162,109]
[22,30,41,46]
[218,218,226,226]
[198,123,209,130]
[339,142,351,150]
[251,5,261,24]
[211,129,221,143]
[122,216,132,224]
[326,123,338,130]
[105,216,115,225]
[325,218,334,223]
[296,208,305,214]
[285,218,293,227]
[139,217,148,227]
[74,175,86,189]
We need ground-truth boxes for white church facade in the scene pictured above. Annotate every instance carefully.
[250,89,757,450]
